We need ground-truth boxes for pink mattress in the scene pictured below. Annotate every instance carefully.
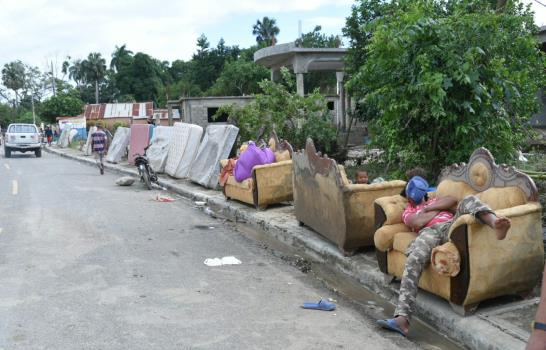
[129,124,153,164]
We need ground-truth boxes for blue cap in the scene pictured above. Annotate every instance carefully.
[406,176,429,204]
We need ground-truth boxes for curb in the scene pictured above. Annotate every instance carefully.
[45,146,529,350]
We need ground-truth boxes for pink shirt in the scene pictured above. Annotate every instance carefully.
[402,197,454,231]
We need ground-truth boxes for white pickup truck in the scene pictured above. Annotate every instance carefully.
[4,123,42,158]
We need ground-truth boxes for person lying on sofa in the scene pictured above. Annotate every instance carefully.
[377,176,511,337]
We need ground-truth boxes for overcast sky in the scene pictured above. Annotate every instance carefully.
[0,0,545,74]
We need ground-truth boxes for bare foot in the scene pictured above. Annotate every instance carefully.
[394,316,410,335]
[493,216,511,240]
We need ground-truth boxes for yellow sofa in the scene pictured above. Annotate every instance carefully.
[374,147,544,315]
[222,137,294,210]
[293,139,406,255]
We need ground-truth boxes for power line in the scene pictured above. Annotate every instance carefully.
[535,0,546,8]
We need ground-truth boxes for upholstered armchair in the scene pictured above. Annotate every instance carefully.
[374,148,544,315]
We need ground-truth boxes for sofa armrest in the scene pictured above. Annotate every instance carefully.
[448,202,542,237]
[448,202,543,306]
[252,160,292,172]
[374,194,408,226]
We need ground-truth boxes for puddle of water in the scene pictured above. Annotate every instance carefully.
[232,222,465,350]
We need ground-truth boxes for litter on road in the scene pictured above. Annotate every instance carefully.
[116,176,136,186]
[153,195,176,202]
[301,299,336,311]
[203,256,242,266]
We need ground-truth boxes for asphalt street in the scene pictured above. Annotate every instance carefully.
[0,150,421,350]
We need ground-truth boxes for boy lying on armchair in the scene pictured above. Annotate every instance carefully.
[377,176,511,337]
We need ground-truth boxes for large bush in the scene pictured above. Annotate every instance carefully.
[346,0,546,175]
[217,69,337,152]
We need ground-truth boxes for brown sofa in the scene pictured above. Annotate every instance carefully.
[293,139,406,254]
[374,148,544,315]
[222,136,294,210]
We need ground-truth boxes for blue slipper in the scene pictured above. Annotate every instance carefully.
[377,318,407,337]
[302,299,336,311]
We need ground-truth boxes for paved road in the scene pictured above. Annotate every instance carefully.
[0,150,419,350]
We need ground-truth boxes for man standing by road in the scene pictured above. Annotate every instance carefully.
[91,125,108,175]
[45,126,53,146]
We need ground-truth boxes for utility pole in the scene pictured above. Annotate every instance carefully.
[50,61,56,97]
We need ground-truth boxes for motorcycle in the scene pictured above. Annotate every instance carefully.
[133,145,158,190]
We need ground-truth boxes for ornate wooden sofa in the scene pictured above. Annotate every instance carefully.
[221,135,294,210]
[374,148,544,315]
[293,139,406,254]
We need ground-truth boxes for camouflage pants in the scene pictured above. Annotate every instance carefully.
[394,195,493,319]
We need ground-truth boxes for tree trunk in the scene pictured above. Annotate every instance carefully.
[95,80,99,104]
[496,0,507,11]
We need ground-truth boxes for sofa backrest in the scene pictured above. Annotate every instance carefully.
[437,148,538,210]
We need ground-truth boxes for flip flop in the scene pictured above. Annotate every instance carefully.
[377,318,407,337]
[301,299,336,311]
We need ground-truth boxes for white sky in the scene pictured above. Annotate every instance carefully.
[0,0,544,74]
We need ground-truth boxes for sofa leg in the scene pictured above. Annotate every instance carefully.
[256,204,268,211]
[298,221,305,227]
[449,302,479,316]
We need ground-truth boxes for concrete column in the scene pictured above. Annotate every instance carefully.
[336,71,346,131]
[271,68,281,82]
[167,104,173,126]
[296,73,305,96]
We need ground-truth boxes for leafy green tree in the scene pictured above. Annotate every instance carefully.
[207,60,269,96]
[2,60,26,107]
[82,52,107,103]
[295,25,342,48]
[348,0,546,174]
[110,44,134,72]
[252,17,280,47]
[218,68,337,152]
[40,92,85,123]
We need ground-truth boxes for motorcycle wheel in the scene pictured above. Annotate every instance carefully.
[139,165,152,190]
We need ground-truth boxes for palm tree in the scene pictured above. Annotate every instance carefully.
[68,59,85,89]
[110,44,133,72]
[82,53,107,104]
[1,61,26,108]
[252,17,280,47]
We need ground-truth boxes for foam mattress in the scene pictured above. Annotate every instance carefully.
[106,127,131,163]
[129,124,153,165]
[165,123,204,179]
[57,129,70,148]
[189,124,239,189]
[83,126,97,156]
[146,126,173,173]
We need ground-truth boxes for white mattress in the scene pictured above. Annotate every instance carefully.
[106,127,131,163]
[189,125,239,189]
[165,123,203,179]
[57,129,70,148]
[83,126,97,156]
[146,126,173,173]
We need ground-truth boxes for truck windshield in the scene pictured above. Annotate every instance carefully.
[9,125,37,133]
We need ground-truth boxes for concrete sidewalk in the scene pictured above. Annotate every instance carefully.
[45,146,538,350]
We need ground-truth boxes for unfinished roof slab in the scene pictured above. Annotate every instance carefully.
[254,42,347,73]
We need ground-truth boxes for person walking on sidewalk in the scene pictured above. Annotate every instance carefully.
[45,126,53,146]
[377,176,511,337]
[91,125,108,175]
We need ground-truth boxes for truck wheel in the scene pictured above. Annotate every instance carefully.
[35,148,42,158]
[4,147,11,158]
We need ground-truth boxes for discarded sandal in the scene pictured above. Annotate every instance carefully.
[377,318,407,337]
[301,299,336,311]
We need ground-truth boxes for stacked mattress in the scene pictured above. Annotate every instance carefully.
[57,129,70,148]
[165,123,204,179]
[146,126,173,173]
[189,125,239,189]
[83,126,97,156]
[106,127,131,163]
[128,124,154,165]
